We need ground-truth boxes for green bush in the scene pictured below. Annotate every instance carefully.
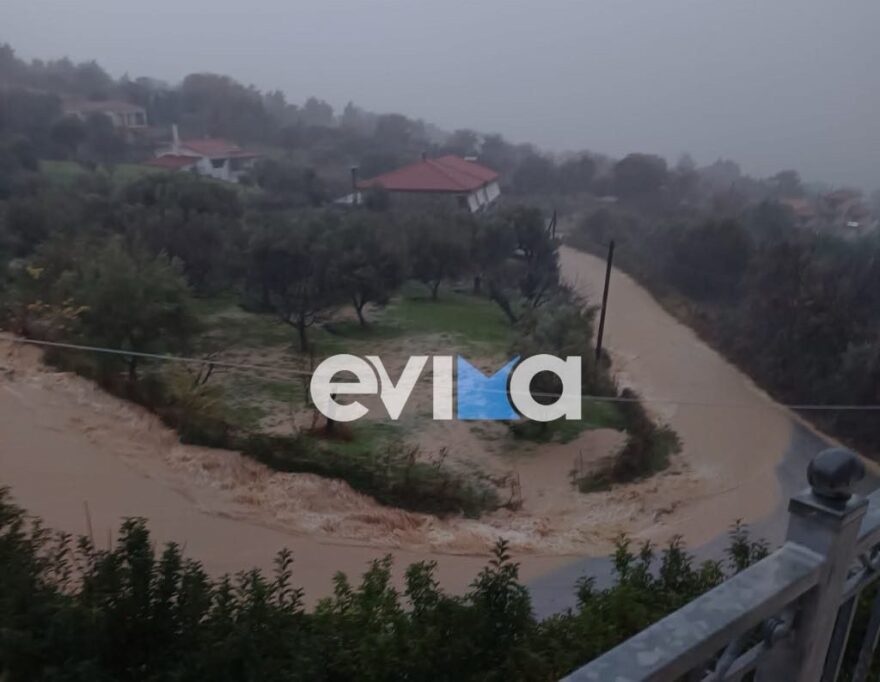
[573,388,680,492]
[0,489,768,681]
[239,434,500,518]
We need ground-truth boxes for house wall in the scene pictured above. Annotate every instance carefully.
[153,149,255,183]
[69,108,147,128]
[466,181,501,213]
[196,156,231,182]
[352,180,502,213]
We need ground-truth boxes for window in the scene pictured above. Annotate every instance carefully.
[211,158,226,169]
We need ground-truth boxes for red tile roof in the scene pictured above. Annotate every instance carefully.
[358,155,498,193]
[144,155,200,170]
[179,139,258,159]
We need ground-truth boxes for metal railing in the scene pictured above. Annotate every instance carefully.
[563,448,880,682]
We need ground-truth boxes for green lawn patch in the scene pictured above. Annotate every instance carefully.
[40,160,155,187]
[380,284,511,351]
[40,159,89,185]
[194,284,513,359]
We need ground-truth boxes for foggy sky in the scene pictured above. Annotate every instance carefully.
[4,0,880,189]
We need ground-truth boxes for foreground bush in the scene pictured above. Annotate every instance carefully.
[573,388,681,492]
[0,489,768,681]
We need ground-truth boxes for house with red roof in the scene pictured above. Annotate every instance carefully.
[146,125,259,183]
[349,154,501,213]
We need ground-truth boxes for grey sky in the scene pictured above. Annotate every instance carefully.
[4,0,880,189]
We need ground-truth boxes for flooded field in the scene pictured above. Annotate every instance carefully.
[0,248,811,602]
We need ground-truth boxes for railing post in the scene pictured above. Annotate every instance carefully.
[756,448,867,682]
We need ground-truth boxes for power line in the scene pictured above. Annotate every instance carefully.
[4,333,880,413]
[0,334,312,379]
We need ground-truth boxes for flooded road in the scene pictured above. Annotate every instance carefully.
[0,343,564,603]
[0,246,861,610]
[559,245,806,544]
[528,246,861,615]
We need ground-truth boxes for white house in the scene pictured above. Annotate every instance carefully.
[146,125,259,183]
[346,154,501,213]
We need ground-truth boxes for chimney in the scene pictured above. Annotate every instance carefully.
[171,124,180,154]
[350,166,359,207]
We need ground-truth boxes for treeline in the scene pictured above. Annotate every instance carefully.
[570,198,880,458]
[0,488,769,681]
[0,169,563,352]
[0,166,562,514]
[2,42,848,211]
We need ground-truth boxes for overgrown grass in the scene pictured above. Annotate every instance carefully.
[196,304,293,350]
[509,399,626,444]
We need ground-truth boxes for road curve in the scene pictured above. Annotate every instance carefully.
[529,246,852,616]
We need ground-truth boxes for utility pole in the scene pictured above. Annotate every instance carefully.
[595,239,615,363]
[547,209,557,239]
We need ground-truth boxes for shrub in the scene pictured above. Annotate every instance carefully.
[0,489,769,681]
[573,388,680,492]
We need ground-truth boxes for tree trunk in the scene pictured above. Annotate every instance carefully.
[127,356,138,383]
[473,274,482,295]
[354,296,367,326]
[431,280,441,301]
[488,280,518,324]
[297,318,309,353]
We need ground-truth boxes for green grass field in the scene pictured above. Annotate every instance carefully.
[191,283,625,452]
[40,159,156,187]
[191,286,514,434]
[195,284,512,357]
[39,159,259,197]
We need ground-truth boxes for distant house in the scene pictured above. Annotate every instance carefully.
[780,191,877,234]
[345,154,501,213]
[147,126,259,183]
[62,99,147,129]
[780,197,818,229]
[821,189,873,231]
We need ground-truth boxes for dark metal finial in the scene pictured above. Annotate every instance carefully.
[807,448,865,503]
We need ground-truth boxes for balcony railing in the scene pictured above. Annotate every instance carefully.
[563,448,880,682]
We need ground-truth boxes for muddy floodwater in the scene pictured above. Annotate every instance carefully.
[0,247,812,603]
[559,246,799,545]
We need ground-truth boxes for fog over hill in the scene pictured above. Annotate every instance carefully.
[3,0,880,189]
